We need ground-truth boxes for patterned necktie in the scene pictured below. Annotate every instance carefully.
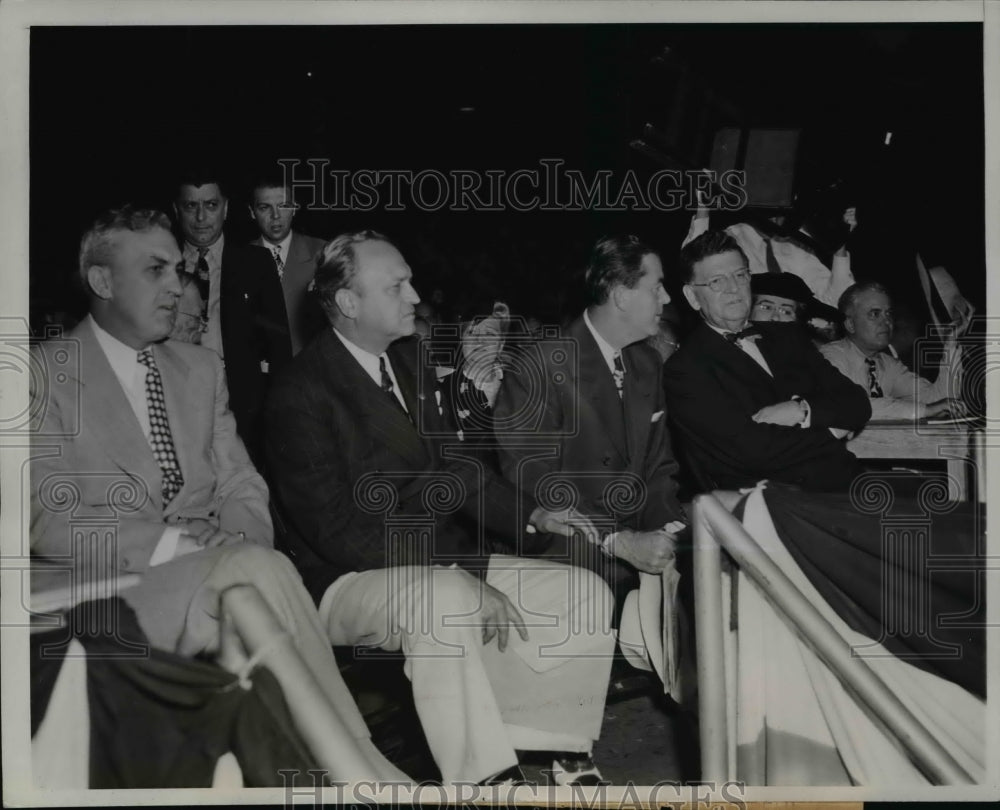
[194,248,211,317]
[137,349,184,505]
[866,357,884,398]
[271,246,284,280]
[612,352,625,400]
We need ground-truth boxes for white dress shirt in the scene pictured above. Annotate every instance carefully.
[705,320,773,376]
[333,328,410,413]
[88,315,181,565]
[582,309,624,377]
[182,235,225,358]
[260,231,292,272]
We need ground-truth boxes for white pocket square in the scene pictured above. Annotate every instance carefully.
[651,410,665,423]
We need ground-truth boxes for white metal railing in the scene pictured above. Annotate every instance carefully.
[692,492,975,785]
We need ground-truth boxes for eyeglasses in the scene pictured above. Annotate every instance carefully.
[689,268,751,293]
[753,300,799,318]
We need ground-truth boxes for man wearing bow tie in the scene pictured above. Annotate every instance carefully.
[248,175,327,355]
[265,230,616,786]
[664,230,871,493]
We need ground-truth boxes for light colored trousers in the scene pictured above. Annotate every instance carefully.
[124,544,371,738]
[318,555,616,784]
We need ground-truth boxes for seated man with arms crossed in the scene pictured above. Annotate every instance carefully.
[664,230,871,493]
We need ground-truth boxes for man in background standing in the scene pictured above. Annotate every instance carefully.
[248,174,327,354]
[174,170,291,466]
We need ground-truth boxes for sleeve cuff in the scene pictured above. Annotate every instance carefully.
[148,526,183,567]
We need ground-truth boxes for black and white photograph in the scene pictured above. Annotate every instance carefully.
[1,1,996,804]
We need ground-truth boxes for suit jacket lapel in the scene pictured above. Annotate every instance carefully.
[622,345,655,468]
[320,331,429,469]
[698,323,777,391]
[75,320,163,510]
[572,319,628,463]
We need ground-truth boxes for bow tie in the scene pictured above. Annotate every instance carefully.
[723,325,760,343]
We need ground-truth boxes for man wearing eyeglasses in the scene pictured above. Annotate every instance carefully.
[820,282,965,421]
[663,230,871,493]
[248,175,327,355]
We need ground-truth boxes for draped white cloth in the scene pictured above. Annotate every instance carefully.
[723,488,984,785]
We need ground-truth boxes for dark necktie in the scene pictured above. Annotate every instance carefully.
[724,325,761,343]
[137,349,184,505]
[866,357,884,398]
[379,355,411,420]
[765,238,783,274]
[612,352,625,400]
[194,248,211,317]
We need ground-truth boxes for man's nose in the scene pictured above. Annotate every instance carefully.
[404,283,421,305]
[659,288,671,305]
[194,205,206,222]
[165,269,184,296]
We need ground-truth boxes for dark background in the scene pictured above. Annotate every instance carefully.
[30,23,985,327]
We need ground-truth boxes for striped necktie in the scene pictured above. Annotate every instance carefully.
[271,246,284,280]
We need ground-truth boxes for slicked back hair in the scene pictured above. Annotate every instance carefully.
[584,235,657,306]
[678,229,747,284]
[313,230,392,317]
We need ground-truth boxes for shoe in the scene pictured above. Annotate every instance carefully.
[479,765,532,786]
[548,754,609,786]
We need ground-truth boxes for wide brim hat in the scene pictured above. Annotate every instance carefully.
[751,272,843,322]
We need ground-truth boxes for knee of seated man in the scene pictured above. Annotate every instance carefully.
[207,544,303,592]
[397,566,484,635]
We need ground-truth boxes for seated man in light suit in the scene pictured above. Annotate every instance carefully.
[29,207,406,783]
[493,235,686,608]
[265,230,616,786]
[248,173,327,355]
[820,281,965,421]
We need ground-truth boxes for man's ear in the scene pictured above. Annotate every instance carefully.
[610,284,630,311]
[86,265,113,300]
[221,199,229,222]
[334,287,357,319]
[247,204,255,221]
[682,284,701,312]
[843,312,856,336]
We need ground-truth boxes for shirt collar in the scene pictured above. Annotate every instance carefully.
[582,309,620,373]
[705,319,750,339]
[261,231,293,259]
[184,234,224,262]
[333,326,385,384]
[87,313,144,382]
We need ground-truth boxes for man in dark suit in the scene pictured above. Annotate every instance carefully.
[174,171,292,466]
[248,175,327,354]
[664,229,871,492]
[265,230,616,786]
[493,235,686,597]
[30,207,408,782]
